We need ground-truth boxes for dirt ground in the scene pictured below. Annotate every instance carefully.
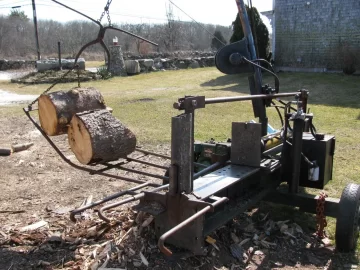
[0,113,358,270]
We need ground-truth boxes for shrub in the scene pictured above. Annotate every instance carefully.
[211,30,227,50]
[96,66,112,80]
[230,6,270,61]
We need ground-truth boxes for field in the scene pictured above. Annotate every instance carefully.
[0,66,359,269]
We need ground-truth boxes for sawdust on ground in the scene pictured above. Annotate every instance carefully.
[0,115,357,270]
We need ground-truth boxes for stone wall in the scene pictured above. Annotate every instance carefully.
[123,51,215,61]
[0,60,36,71]
[274,0,360,71]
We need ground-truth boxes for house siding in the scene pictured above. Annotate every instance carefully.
[274,0,360,70]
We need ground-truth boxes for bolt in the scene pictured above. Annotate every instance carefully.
[192,100,197,107]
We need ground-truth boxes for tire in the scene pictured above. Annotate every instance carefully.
[335,183,360,252]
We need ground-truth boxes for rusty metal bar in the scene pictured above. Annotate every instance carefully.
[205,92,299,105]
[126,157,169,170]
[23,108,161,187]
[135,148,171,159]
[134,149,207,169]
[193,162,222,179]
[119,166,169,181]
[98,184,169,223]
[289,118,304,194]
[106,26,158,46]
[98,162,223,222]
[70,182,150,222]
[158,196,228,256]
[262,190,340,218]
[194,162,208,168]
[52,0,100,25]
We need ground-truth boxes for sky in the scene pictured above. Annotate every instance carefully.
[0,0,273,27]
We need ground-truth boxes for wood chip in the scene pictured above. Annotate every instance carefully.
[205,236,219,251]
[293,223,303,234]
[19,220,48,232]
[99,254,110,269]
[230,232,240,244]
[254,250,264,255]
[261,240,276,248]
[280,224,288,233]
[98,268,127,270]
[321,237,332,247]
[11,142,34,153]
[38,260,51,266]
[260,212,269,221]
[135,211,145,224]
[139,251,149,266]
[239,238,250,246]
[141,216,154,227]
[116,227,133,245]
[0,230,8,238]
[128,247,136,256]
[205,236,216,245]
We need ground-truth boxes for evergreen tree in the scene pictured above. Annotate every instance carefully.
[8,9,29,21]
[230,6,269,60]
[211,30,226,50]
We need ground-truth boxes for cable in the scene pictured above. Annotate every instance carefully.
[242,57,280,93]
[271,101,284,127]
[253,58,275,73]
[278,99,297,112]
[285,140,315,167]
[168,0,226,46]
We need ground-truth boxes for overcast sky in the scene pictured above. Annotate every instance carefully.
[0,0,273,27]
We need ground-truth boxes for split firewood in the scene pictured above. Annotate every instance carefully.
[68,109,136,165]
[19,220,48,232]
[38,87,106,136]
[141,216,154,227]
[11,142,34,153]
[139,252,149,267]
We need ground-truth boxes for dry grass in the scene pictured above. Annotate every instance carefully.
[1,68,359,250]
[86,60,106,68]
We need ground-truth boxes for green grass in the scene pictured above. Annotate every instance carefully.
[1,68,360,251]
[86,60,106,68]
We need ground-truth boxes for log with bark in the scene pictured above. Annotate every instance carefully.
[68,109,136,165]
[38,87,106,136]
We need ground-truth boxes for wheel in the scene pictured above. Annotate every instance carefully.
[335,183,360,252]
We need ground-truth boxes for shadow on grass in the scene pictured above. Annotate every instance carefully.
[201,73,360,110]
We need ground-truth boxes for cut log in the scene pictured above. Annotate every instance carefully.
[38,87,106,136]
[68,109,136,165]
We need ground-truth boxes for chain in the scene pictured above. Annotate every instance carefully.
[27,68,74,109]
[99,0,113,25]
[316,191,328,238]
[77,68,81,88]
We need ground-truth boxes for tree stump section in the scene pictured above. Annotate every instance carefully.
[68,109,136,165]
[38,87,106,136]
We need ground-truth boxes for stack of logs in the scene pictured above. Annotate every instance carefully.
[38,87,136,165]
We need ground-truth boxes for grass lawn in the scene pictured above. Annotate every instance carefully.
[85,60,106,68]
[1,67,359,250]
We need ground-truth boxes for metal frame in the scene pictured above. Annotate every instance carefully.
[21,0,349,257]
